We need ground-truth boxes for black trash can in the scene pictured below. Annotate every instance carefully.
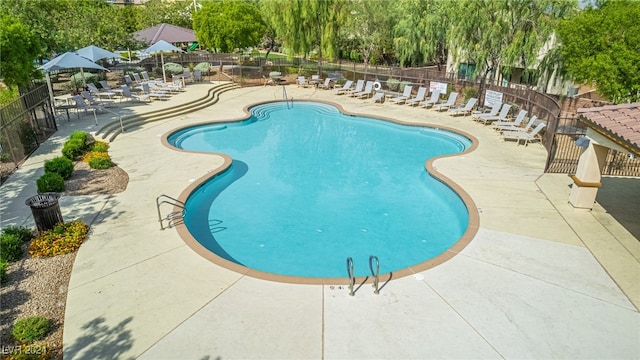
[25,193,64,232]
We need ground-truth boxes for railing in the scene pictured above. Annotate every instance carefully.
[156,194,186,230]
[369,255,380,295]
[282,85,293,109]
[346,257,355,296]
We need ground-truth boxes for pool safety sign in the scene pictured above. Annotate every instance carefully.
[484,90,504,107]
[429,81,448,95]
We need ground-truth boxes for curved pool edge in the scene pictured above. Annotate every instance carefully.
[162,99,480,285]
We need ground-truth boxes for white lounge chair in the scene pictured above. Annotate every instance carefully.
[496,115,537,133]
[372,92,385,103]
[318,78,332,89]
[406,87,428,106]
[310,74,321,86]
[352,81,374,98]
[121,84,150,102]
[141,83,170,100]
[502,122,546,146]
[70,95,103,125]
[334,80,353,94]
[433,92,458,111]
[98,80,124,97]
[493,109,527,129]
[419,90,441,108]
[87,83,115,99]
[345,80,365,96]
[471,102,501,120]
[81,90,115,107]
[448,97,477,116]
[476,103,512,125]
[390,85,413,104]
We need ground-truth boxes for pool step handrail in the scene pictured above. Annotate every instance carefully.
[282,85,293,109]
[347,257,355,296]
[156,194,187,230]
[369,255,380,295]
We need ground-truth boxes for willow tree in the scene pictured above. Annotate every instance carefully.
[557,0,640,103]
[194,1,265,53]
[392,0,449,69]
[260,0,340,74]
[447,0,577,103]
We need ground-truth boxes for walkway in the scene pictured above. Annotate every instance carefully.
[1,82,638,359]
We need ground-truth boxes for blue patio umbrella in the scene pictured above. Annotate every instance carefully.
[75,45,121,62]
[144,40,186,83]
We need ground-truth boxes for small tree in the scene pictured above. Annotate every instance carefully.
[194,1,265,53]
[0,14,42,88]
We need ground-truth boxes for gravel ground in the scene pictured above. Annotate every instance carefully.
[1,162,128,359]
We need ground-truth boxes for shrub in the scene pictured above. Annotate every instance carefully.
[88,154,113,169]
[12,317,50,343]
[386,78,400,91]
[462,86,479,101]
[0,233,23,263]
[29,220,90,257]
[44,157,74,180]
[61,139,85,160]
[90,141,109,152]
[69,131,87,143]
[163,62,184,75]
[18,122,38,155]
[194,62,210,75]
[2,226,34,242]
[36,172,65,193]
[0,260,7,284]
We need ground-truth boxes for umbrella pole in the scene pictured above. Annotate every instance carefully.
[162,52,167,84]
[80,67,86,87]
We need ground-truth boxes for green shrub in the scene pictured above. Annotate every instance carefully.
[69,131,87,142]
[2,226,34,242]
[44,157,74,180]
[194,62,210,75]
[36,172,65,193]
[61,138,85,160]
[18,122,38,155]
[386,78,400,91]
[163,62,184,75]
[463,86,479,101]
[88,155,113,169]
[90,141,109,152]
[0,260,7,284]
[12,316,50,343]
[0,233,23,263]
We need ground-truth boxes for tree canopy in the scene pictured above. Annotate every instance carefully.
[0,14,42,88]
[557,0,640,103]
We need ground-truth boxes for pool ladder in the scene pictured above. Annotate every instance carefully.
[282,85,293,109]
[156,194,186,230]
[346,255,380,296]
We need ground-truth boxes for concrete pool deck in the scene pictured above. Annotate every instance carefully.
[1,82,639,359]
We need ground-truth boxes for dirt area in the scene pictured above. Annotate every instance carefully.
[1,162,129,359]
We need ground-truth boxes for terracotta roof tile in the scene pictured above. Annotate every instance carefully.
[577,102,640,152]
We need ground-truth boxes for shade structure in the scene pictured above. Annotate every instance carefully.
[39,52,108,115]
[144,40,186,83]
[75,45,121,62]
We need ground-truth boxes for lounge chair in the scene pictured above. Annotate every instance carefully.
[372,92,385,103]
[419,90,441,108]
[448,97,477,116]
[352,81,374,98]
[193,70,202,82]
[318,78,333,89]
[433,92,458,111]
[344,80,365,96]
[405,87,427,106]
[475,103,512,125]
[98,80,124,97]
[141,83,170,100]
[502,122,546,146]
[496,115,537,133]
[310,74,321,86]
[471,102,501,120]
[334,80,353,94]
[81,90,115,107]
[87,83,115,99]
[70,95,104,125]
[133,72,145,84]
[297,76,309,88]
[389,85,413,104]
[121,84,150,102]
[493,109,527,129]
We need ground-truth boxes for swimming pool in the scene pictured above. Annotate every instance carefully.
[167,101,475,279]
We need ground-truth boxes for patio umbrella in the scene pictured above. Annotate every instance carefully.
[39,52,108,114]
[144,40,185,83]
[75,45,121,62]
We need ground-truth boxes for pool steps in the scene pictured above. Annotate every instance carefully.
[346,256,381,296]
[156,194,187,230]
[95,82,240,142]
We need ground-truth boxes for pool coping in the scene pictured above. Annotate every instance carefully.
[161,99,480,285]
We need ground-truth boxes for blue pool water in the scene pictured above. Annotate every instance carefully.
[168,101,471,278]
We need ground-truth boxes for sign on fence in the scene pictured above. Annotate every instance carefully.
[429,81,448,94]
[484,90,503,107]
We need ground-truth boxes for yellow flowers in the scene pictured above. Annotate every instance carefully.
[29,220,90,257]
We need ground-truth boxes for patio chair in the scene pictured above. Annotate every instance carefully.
[70,95,104,125]
[433,92,458,111]
[448,98,478,116]
[351,81,374,98]
[297,76,309,88]
[496,115,537,133]
[502,122,546,146]
[419,90,441,108]
[141,83,170,100]
[193,70,202,82]
[81,90,115,107]
[372,92,385,103]
[334,80,354,95]
[389,85,413,104]
[345,80,365,96]
[406,87,428,106]
[471,102,501,120]
[475,103,512,125]
[310,74,321,86]
[99,80,124,97]
[87,83,115,99]
[121,84,150,102]
[318,78,333,89]
[492,109,527,129]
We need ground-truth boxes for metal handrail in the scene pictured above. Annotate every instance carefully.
[156,194,186,230]
[369,255,380,295]
[346,257,355,296]
[282,85,293,109]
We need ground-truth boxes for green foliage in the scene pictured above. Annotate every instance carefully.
[2,226,34,242]
[0,233,23,263]
[0,13,43,88]
[392,0,447,67]
[90,141,109,152]
[88,155,113,170]
[62,139,85,160]
[386,78,400,91]
[0,87,20,107]
[70,73,99,90]
[12,316,50,343]
[194,62,211,75]
[462,86,479,101]
[194,0,265,53]
[163,62,184,75]
[29,220,90,257]
[0,260,7,284]
[18,122,38,155]
[69,131,87,142]
[36,172,64,193]
[557,0,640,103]
[44,157,74,180]
[136,0,193,30]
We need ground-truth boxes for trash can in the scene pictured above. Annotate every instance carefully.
[25,193,64,232]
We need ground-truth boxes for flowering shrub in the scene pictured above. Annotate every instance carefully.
[29,220,90,257]
[90,141,109,152]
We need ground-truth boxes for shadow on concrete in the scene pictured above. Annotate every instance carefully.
[64,316,134,360]
[597,177,640,241]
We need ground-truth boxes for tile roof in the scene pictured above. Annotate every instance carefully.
[133,23,196,45]
[577,102,640,153]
